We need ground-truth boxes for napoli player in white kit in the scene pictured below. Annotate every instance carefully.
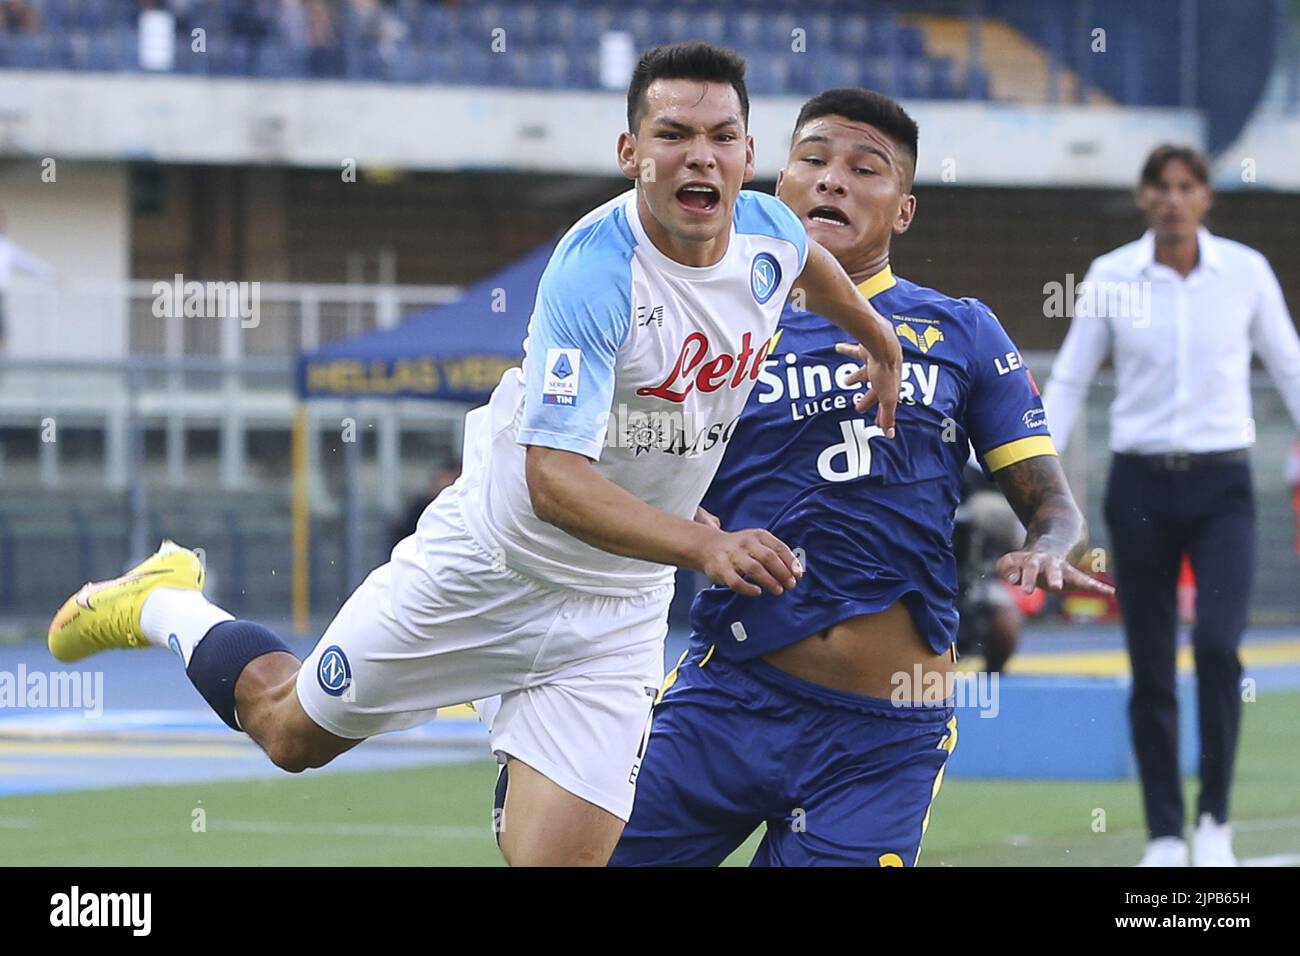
[47,43,904,866]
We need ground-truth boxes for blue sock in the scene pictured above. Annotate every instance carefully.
[186,620,295,731]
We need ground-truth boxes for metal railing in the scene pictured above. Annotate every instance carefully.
[6,278,461,361]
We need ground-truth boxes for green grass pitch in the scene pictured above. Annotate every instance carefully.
[1,692,1296,866]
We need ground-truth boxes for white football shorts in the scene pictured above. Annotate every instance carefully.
[296,488,671,820]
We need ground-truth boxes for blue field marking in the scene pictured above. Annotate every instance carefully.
[0,640,493,795]
[0,709,490,796]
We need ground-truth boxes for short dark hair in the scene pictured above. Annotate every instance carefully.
[1139,144,1209,186]
[626,42,749,134]
[791,88,919,183]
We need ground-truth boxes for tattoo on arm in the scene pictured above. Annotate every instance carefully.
[991,454,1088,563]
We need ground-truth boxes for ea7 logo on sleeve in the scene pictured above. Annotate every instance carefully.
[542,348,581,406]
[50,886,151,936]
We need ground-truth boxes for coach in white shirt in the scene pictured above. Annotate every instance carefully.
[0,210,55,353]
[1043,145,1300,868]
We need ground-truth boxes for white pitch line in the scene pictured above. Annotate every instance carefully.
[1234,815,1300,833]
[1002,814,1300,852]
[1241,854,1300,867]
[0,816,39,829]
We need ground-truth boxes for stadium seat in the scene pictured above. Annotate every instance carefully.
[389,44,421,84]
[458,3,502,45]
[222,39,253,78]
[804,14,834,54]
[514,48,568,90]
[899,24,927,58]
[254,43,291,79]
[536,6,579,46]
[831,15,870,55]
[898,58,932,99]
[395,47,455,85]
[456,48,494,87]
[496,4,538,47]
[84,29,133,72]
[760,13,799,53]
[931,56,958,99]
[808,52,860,92]
[412,6,452,44]
[565,49,600,89]
[727,11,763,51]
[74,0,115,31]
[42,0,70,33]
[864,16,900,57]
[5,34,50,69]
[966,66,992,99]
[858,58,892,95]
[52,32,80,70]
[785,53,813,94]
[663,10,694,45]
[691,11,727,46]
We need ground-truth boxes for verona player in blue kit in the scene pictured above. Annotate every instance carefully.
[611,89,1113,867]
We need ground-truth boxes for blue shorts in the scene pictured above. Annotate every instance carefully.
[609,645,957,867]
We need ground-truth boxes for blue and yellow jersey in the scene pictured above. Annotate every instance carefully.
[690,267,1055,658]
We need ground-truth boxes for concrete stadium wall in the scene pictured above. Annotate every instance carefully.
[0,70,1203,186]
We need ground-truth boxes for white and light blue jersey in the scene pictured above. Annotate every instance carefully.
[452,187,807,596]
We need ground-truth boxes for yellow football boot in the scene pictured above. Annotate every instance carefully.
[48,539,205,663]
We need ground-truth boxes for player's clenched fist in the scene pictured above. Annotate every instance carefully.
[694,527,803,598]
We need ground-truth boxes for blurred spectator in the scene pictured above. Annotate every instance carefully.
[1287,440,1300,556]
[389,460,462,551]
[136,1,194,40]
[1043,143,1300,867]
[953,464,1035,672]
[230,0,276,43]
[279,0,311,53]
[0,0,39,33]
[306,0,343,76]
[0,210,56,354]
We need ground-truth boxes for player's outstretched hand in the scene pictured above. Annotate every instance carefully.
[697,528,803,598]
[996,549,1116,595]
[834,335,902,439]
[693,506,722,529]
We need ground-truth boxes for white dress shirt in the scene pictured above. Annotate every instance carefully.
[1042,227,1300,453]
[0,236,54,288]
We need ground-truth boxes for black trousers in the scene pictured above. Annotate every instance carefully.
[1104,455,1254,839]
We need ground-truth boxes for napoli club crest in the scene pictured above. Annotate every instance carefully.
[751,253,781,304]
[317,645,352,697]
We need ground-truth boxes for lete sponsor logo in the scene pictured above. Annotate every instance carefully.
[636,331,776,403]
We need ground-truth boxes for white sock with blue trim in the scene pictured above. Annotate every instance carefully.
[140,588,235,666]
